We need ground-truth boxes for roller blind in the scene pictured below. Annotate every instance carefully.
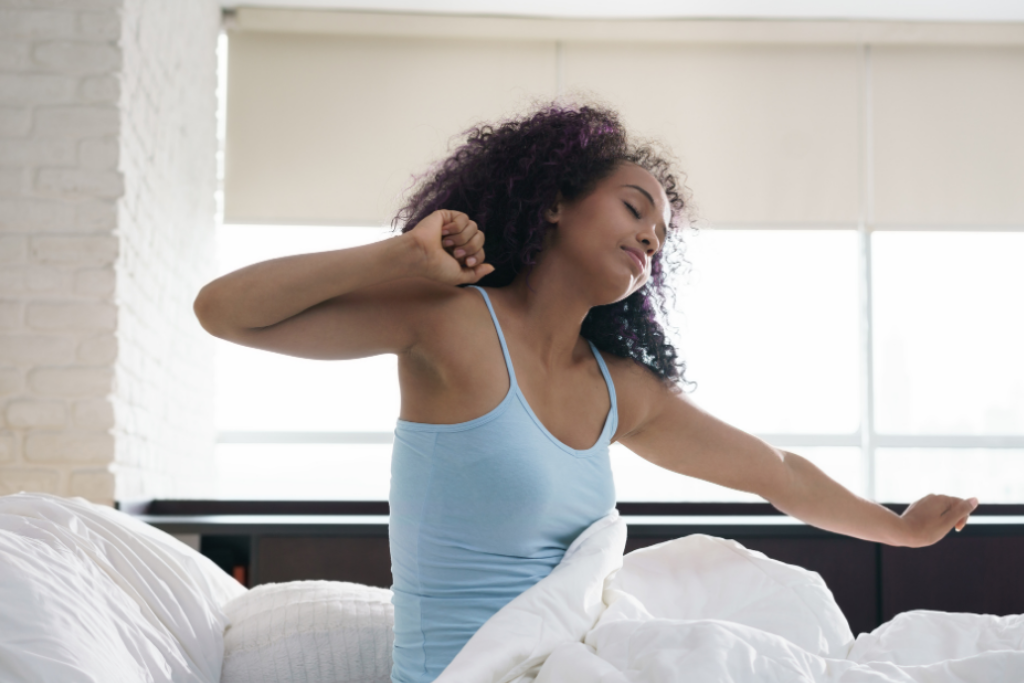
[223,31,557,225]
[872,45,1024,226]
[223,11,1024,227]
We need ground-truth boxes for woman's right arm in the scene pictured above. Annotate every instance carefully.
[192,210,493,360]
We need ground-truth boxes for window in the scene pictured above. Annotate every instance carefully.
[213,32,1024,503]
[872,232,1024,436]
[621,229,862,502]
[214,225,398,500]
[212,225,1024,503]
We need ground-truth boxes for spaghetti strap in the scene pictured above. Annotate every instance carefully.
[586,340,619,436]
[467,286,518,388]
[468,286,618,441]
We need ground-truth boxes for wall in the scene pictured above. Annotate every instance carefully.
[0,0,221,504]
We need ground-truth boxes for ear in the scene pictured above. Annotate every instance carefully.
[544,193,564,225]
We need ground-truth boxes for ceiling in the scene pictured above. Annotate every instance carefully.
[217,0,1024,22]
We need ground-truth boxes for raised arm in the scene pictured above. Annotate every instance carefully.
[618,370,979,548]
[193,210,494,360]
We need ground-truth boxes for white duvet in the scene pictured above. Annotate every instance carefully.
[0,492,245,683]
[436,511,1024,683]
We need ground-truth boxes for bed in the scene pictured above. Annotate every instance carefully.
[1,493,1021,682]
[0,492,392,683]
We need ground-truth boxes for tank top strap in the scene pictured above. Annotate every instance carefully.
[467,286,518,388]
[585,339,619,437]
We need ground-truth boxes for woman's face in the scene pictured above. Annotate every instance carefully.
[544,162,671,303]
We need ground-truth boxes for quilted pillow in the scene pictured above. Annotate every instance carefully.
[221,580,394,683]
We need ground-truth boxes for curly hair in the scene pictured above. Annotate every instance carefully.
[391,100,696,390]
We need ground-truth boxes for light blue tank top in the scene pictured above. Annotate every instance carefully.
[388,285,618,683]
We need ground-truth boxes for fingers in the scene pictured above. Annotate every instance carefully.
[452,232,485,262]
[427,210,493,277]
[441,219,486,266]
[463,261,496,283]
[461,244,488,269]
[440,217,478,245]
[435,209,470,230]
[954,497,979,532]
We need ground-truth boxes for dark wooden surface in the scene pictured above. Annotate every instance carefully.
[880,535,1024,622]
[257,536,394,587]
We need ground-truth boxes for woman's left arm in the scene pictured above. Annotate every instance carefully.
[619,378,979,548]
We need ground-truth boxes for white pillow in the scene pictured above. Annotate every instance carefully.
[0,492,246,683]
[221,580,394,683]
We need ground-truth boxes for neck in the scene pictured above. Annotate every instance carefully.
[494,256,600,372]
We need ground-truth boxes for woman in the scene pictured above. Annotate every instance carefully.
[194,102,978,683]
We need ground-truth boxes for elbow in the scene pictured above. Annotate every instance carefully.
[765,449,800,511]
[193,284,226,339]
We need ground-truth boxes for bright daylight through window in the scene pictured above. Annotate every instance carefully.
[212,225,1024,502]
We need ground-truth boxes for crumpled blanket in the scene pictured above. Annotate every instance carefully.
[436,510,1024,682]
[0,492,246,683]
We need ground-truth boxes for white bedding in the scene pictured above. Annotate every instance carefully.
[436,511,1024,682]
[0,492,246,683]
[221,580,394,683]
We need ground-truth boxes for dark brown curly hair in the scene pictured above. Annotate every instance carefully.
[391,100,696,390]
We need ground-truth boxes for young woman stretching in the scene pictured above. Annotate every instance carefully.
[194,102,979,683]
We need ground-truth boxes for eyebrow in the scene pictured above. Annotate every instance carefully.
[621,184,668,241]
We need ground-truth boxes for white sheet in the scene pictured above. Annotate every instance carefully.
[0,492,246,683]
[436,510,1024,682]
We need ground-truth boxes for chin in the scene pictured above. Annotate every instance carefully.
[598,280,637,307]
[584,262,642,305]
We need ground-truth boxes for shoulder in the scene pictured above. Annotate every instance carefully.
[383,280,483,337]
[424,284,487,334]
[593,347,683,442]
[400,282,490,366]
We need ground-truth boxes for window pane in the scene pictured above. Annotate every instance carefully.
[218,224,394,273]
[671,230,859,434]
[873,232,1024,435]
[215,443,392,500]
[215,224,401,432]
[216,343,400,431]
[611,443,863,502]
[875,449,1024,504]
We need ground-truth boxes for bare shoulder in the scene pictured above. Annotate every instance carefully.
[394,283,508,422]
[594,349,684,443]
[365,280,489,375]
[393,282,491,376]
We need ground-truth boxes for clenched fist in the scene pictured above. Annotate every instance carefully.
[405,209,495,286]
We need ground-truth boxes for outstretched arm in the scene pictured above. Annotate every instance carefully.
[767,449,977,547]
[618,374,978,548]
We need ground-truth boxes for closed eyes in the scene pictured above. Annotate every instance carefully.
[624,201,666,247]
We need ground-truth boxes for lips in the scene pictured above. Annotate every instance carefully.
[622,246,646,272]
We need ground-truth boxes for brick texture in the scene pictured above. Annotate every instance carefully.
[0,0,221,504]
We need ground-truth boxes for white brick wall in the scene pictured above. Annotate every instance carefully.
[0,0,221,505]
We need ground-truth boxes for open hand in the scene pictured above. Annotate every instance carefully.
[896,494,979,547]
[406,209,495,286]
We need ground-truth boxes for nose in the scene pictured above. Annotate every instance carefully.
[640,229,660,255]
